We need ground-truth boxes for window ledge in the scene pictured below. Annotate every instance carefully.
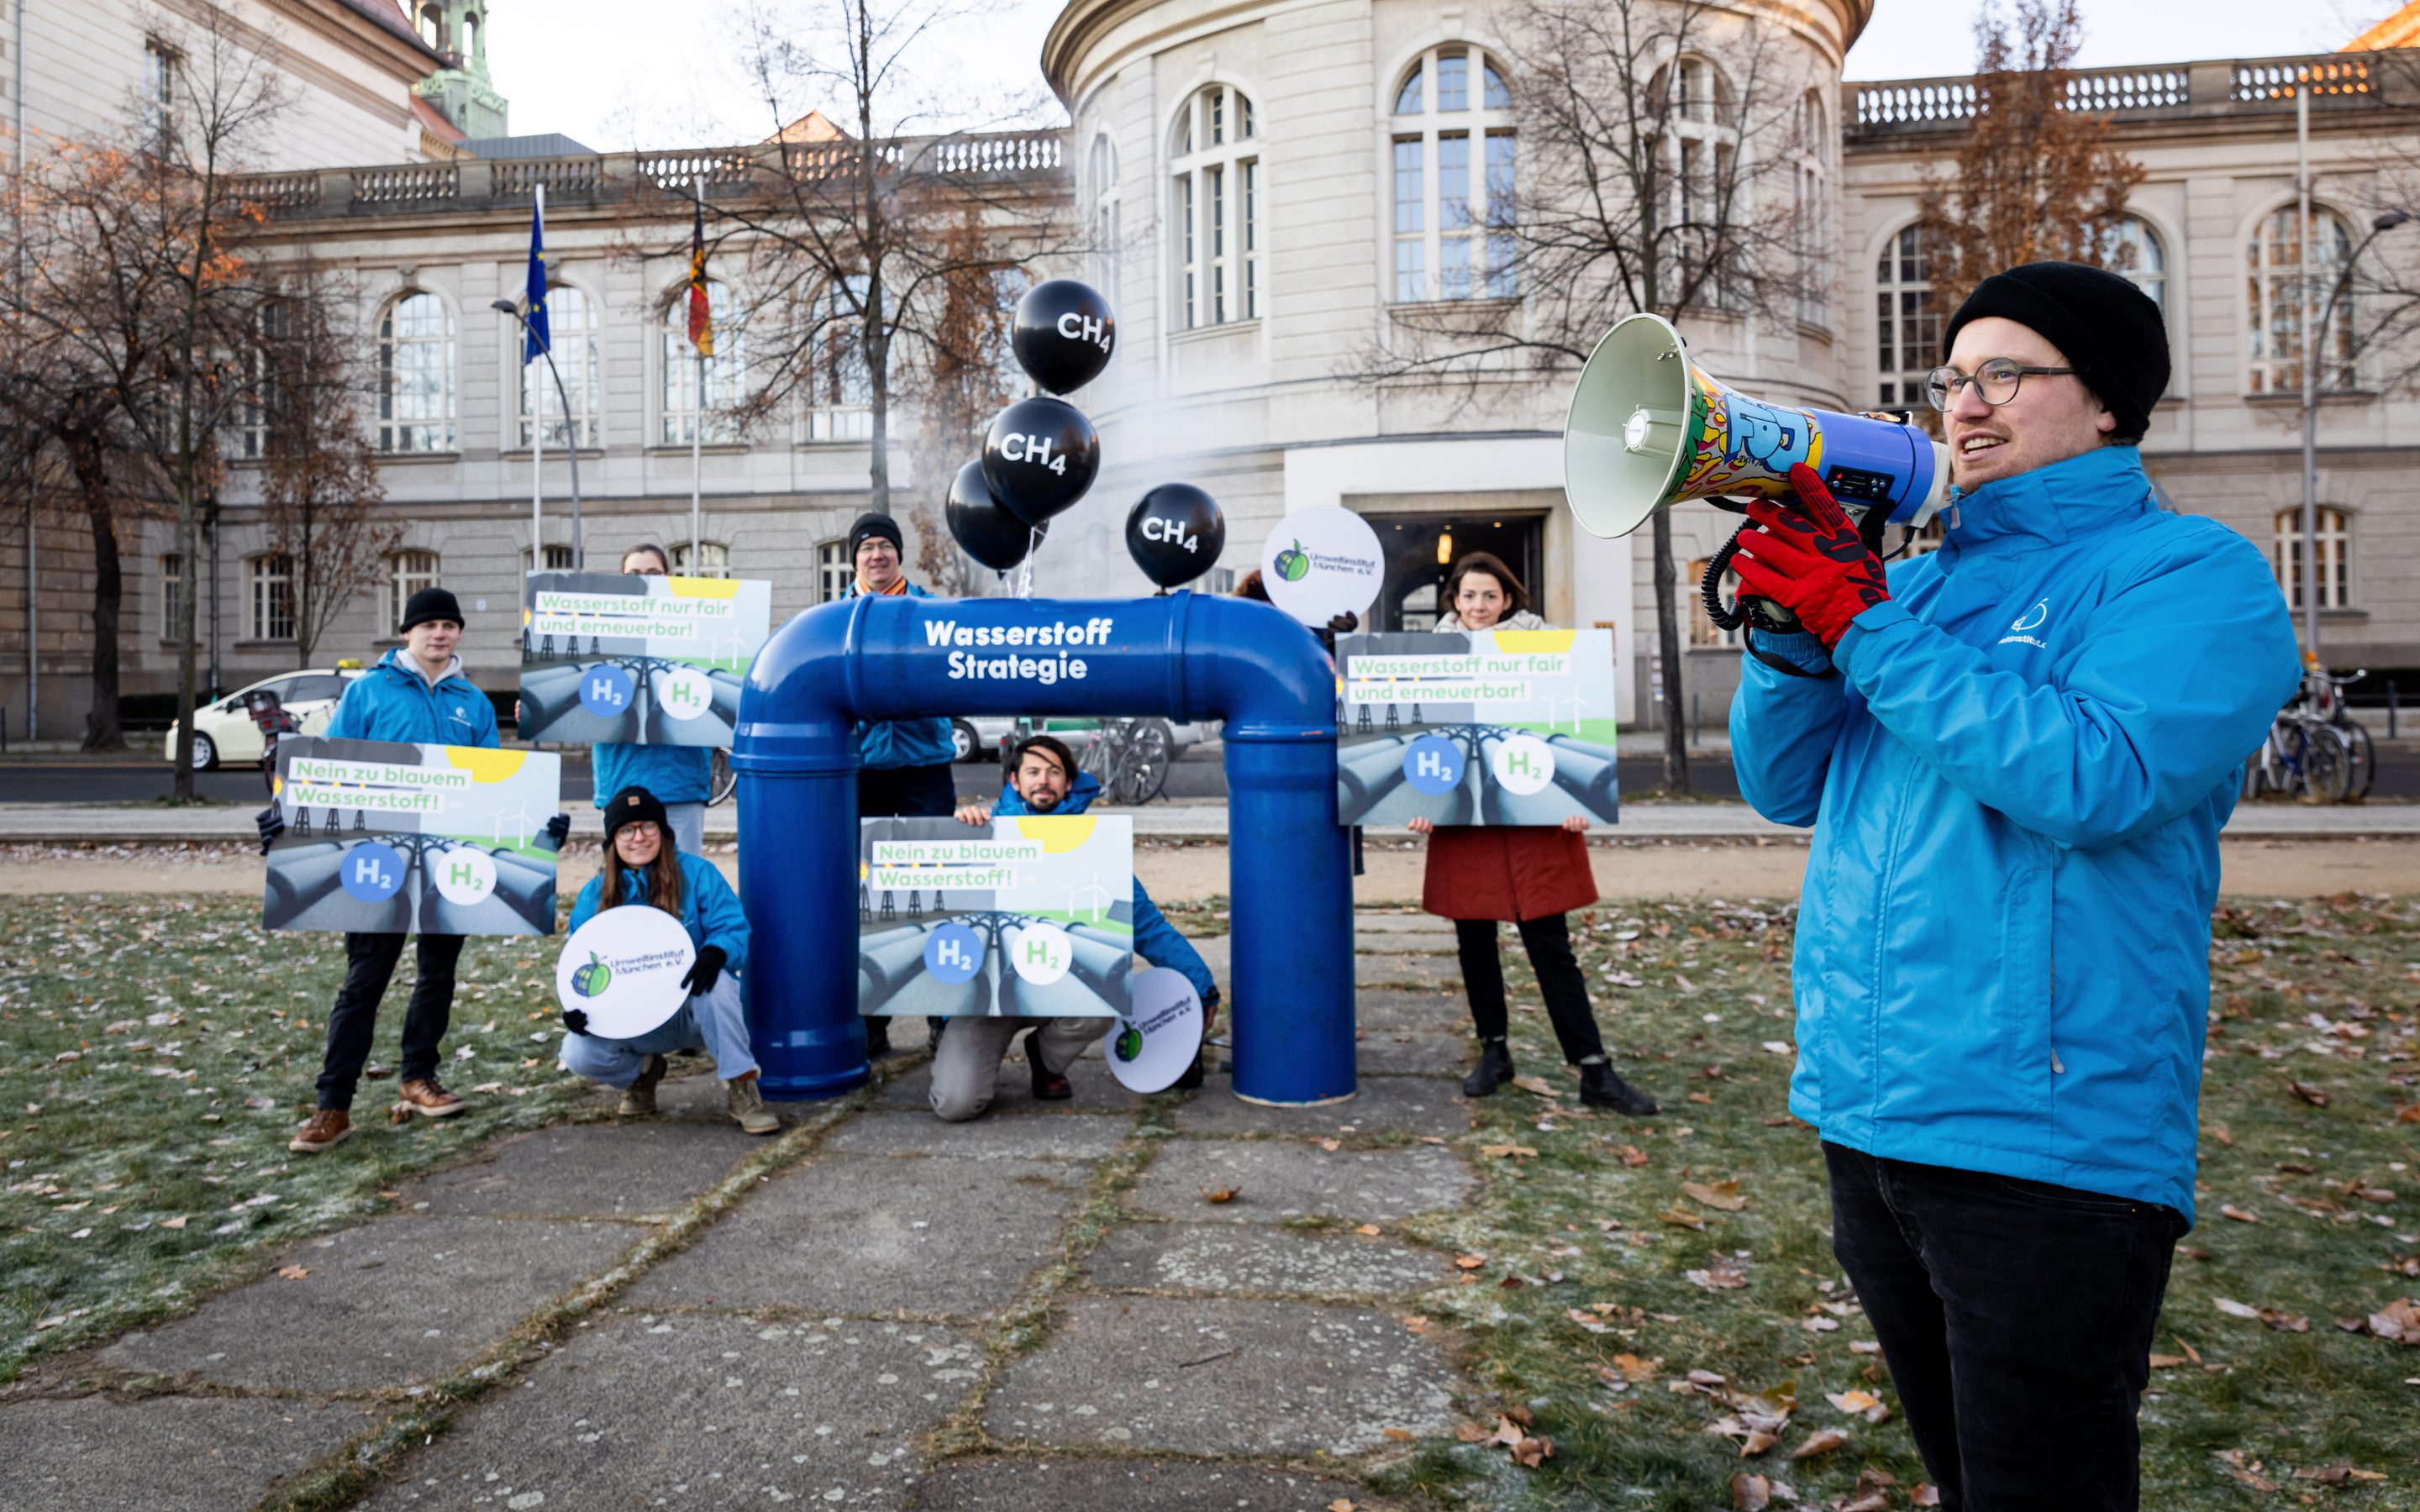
[231,639,297,650]
[500,447,606,459]
[374,450,462,464]
[650,443,750,456]
[1171,318,1261,344]
[1387,297,1516,319]
[2244,390,2377,407]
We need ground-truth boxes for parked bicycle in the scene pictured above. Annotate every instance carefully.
[2244,664,2374,804]
[1081,716,1175,806]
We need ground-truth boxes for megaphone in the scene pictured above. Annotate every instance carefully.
[1563,313,1949,538]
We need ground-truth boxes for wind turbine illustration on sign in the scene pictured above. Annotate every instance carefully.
[490,800,538,847]
[1065,872,1113,925]
[1545,691,1586,734]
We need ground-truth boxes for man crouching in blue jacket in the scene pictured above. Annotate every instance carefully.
[1727,261,2298,1510]
[929,734,1220,1121]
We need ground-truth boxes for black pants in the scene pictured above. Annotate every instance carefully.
[858,762,957,819]
[1823,1142,2186,1511]
[1454,913,1605,1064]
[315,931,466,1110]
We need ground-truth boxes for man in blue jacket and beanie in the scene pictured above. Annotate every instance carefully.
[1727,260,2299,1510]
[844,511,960,1057]
[930,734,1219,1120]
[278,586,570,1152]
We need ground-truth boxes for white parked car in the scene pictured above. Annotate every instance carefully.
[165,667,363,769]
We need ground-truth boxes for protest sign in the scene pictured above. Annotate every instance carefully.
[858,815,1134,1018]
[517,570,771,745]
[264,736,562,936]
[1334,628,1620,827]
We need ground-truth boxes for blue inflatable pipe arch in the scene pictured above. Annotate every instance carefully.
[731,588,1356,1106]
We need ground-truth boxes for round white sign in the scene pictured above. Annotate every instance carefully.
[1006,921,1074,987]
[430,845,499,907]
[1104,967,1205,1094]
[1258,505,1384,627]
[1489,733,1558,796]
[652,664,716,722]
[555,904,699,1040]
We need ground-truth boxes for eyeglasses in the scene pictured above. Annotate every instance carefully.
[1923,358,2077,412]
[618,821,661,839]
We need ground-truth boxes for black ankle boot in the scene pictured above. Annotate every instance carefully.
[1579,1058,1659,1115]
[1463,1038,1514,1098]
[864,1016,893,1058]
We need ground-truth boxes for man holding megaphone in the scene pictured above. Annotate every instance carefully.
[1727,261,2298,1509]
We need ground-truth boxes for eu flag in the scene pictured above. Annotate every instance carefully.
[522,196,550,363]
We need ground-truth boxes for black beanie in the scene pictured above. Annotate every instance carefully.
[1940,261,2169,442]
[397,586,465,634]
[603,785,671,843]
[847,512,903,558]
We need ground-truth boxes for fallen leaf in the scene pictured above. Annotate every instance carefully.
[2287,1079,2333,1108]
[2212,1297,2262,1320]
[1789,1427,1848,1460]
[2295,1463,2388,1485]
[158,1215,188,1230]
[2217,1449,2278,1494]
[1381,1427,1414,1442]
[1610,1352,1662,1383]
[2368,1297,2420,1345]
[1327,1501,1357,1512]
[1660,1206,1708,1231]
[1481,1143,1540,1160]
[2148,1353,2190,1368]
[1687,1257,1749,1290]
[1686,1091,1715,1105]
[1682,1179,1749,1212]
[2219,1204,2260,1224]
[1512,1075,1562,1099]
[1618,1143,1649,1167]
[1912,1484,1943,1507]
[1453,1422,1492,1443]
[1732,1472,1772,1511]
[1826,1389,1889,1425]
[1355,1224,1381,1236]
[1318,1138,1341,1152]
[274,1265,309,1280]
[1199,1184,1242,1205]
[1455,1254,1487,1270]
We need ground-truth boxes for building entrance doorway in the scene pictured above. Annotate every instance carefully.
[1364,513,1546,632]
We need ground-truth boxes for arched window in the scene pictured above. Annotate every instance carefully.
[521,283,599,449]
[662,280,743,444]
[805,276,871,442]
[1794,90,1830,326]
[377,291,455,454]
[1647,55,1737,302]
[388,549,439,630]
[2248,206,2355,396]
[522,544,576,572]
[1088,134,1120,297]
[1170,83,1260,328]
[672,541,730,578]
[1392,46,1516,302]
[2273,506,2352,610]
[238,297,292,460]
[2097,215,2167,314]
[818,539,852,602]
[1874,224,1938,408]
[247,554,294,641]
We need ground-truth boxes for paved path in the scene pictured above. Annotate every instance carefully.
[9,796,2420,844]
[0,914,1483,1512]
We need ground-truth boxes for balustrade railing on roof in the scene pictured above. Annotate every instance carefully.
[1849,50,2391,134]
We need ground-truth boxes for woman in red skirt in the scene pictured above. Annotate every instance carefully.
[1407,552,1658,1114]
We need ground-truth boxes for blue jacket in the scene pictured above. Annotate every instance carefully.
[1731,447,2298,1223]
[850,580,956,769]
[995,770,1218,1004]
[593,743,714,806]
[324,648,500,748]
[569,850,750,980]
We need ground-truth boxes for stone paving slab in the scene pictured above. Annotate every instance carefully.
[361,1312,979,1510]
[396,1121,755,1220]
[100,1216,637,1394]
[1128,1140,1475,1225]
[1354,953,1462,989]
[986,1295,1459,1455]
[1084,1223,1455,1297]
[912,1455,1407,1511]
[0,1394,381,1512]
[872,1056,1139,1116]
[1355,1028,1473,1076]
[1355,988,1470,1031]
[825,1109,1134,1161]
[628,1152,1087,1316]
[1172,1076,1470,1139]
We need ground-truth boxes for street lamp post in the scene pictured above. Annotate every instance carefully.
[491,299,584,571]
[2296,206,2408,662]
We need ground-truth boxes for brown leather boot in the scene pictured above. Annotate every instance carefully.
[725,1074,780,1136]
[619,1054,668,1116]
[289,1108,353,1153]
[396,1077,466,1117]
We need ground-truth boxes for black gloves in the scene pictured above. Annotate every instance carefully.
[255,805,286,855]
[561,1006,592,1037]
[681,945,729,997]
[543,813,571,848]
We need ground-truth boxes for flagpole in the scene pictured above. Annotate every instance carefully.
[532,182,546,575]
[690,176,705,571]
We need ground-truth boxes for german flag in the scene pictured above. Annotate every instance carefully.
[686,197,714,358]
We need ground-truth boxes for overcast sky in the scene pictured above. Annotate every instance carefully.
[484,0,2391,151]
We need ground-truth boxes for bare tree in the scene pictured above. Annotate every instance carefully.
[1914,0,2145,312]
[902,209,1021,596]
[687,0,1067,520]
[1350,0,1821,793]
[0,3,285,789]
[251,267,397,664]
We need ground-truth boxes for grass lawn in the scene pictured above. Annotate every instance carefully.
[0,894,591,1383]
[1364,893,2420,1510]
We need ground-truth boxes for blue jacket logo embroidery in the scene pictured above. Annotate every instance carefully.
[2000,598,2051,648]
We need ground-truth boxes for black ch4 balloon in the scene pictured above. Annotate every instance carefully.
[981,395,1100,529]
[946,460,1044,574]
[1124,483,1226,591]
[1012,278,1115,395]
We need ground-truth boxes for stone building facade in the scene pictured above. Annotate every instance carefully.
[8,0,2419,742]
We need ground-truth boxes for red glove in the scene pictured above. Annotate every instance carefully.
[1730,465,1892,649]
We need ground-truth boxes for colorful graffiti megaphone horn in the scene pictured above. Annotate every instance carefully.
[1561,312,1950,538]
